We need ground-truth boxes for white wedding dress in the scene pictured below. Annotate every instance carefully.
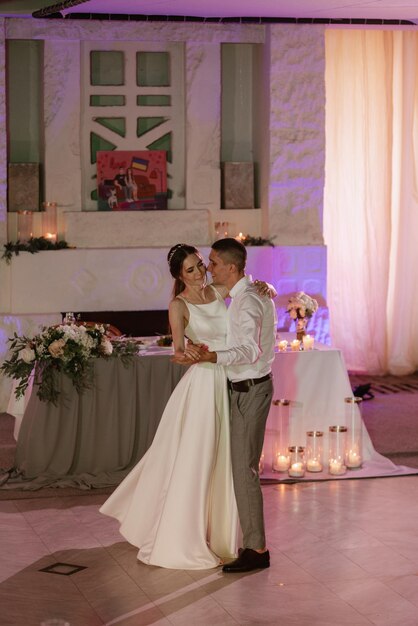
[100,286,239,569]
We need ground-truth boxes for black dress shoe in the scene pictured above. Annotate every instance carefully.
[222,548,270,573]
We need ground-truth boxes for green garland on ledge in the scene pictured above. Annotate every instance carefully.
[2,237,70,264]
[241,234,275,247]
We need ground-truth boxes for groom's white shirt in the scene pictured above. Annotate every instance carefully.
[216,275,277,383]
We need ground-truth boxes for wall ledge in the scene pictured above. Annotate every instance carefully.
[64,209,212,248]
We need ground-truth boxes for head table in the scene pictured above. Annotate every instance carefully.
[3,338,405,490]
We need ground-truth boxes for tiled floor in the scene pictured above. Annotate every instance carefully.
[2,477,418,625]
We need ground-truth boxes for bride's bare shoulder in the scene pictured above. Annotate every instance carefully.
[169,297,186,313]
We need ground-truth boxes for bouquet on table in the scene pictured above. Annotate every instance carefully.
[1,322,138,405]
[286,292,318,340]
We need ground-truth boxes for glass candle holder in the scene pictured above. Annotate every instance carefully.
[302,334,315,350]
[42,201,57,240]
[278,339,288,352]
[214,221,229,240]
[344,396,363,469]
[17,210,33,242]
[221,221,229,237]
[288,446,305,477]
[306,430,324,472]
[63,312,76,325]
[328,426,347,475]
[271,399,291,472]
[290,339,301,352]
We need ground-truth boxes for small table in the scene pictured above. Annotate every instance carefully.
[10,351,186,489]
[263,339,400,480]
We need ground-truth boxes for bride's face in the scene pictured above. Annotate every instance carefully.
[181,253,206,287]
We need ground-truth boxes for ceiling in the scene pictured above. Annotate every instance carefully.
[0,0,417,23]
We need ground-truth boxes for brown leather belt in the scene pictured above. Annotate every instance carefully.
[227,373,272,393]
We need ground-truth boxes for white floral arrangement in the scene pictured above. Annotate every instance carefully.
[1,322,138,405]
[286,291,318,320]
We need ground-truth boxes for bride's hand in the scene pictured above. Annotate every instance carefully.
[254,279,277,299]
[171,353,194,365]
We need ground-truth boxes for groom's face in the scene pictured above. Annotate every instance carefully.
[208,249,231,286]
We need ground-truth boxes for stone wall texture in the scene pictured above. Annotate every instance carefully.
[0,19,7,244]
[1,19,327,248]
[185,42,222,211]
[44,40,82,220]
[268,25,326,245]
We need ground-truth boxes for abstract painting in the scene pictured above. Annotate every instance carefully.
[97,150,167,211]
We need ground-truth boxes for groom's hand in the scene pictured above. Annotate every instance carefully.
[185,340,216,363]
[171,346,217,364]
[171,341,209,365]
[184,340,208,361]
[197,350,217,363]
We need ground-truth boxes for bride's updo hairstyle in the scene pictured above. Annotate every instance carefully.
[167,243,200,296]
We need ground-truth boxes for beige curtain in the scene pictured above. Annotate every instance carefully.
[324,29,418,375]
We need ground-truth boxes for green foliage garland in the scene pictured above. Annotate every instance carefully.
[241,234,275,247]
[2,237,70,264]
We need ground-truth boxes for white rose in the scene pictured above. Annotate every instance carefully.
[48,338,66,358]
[289,309,297,320]
[101,338,113,356]
[19,347,35,363]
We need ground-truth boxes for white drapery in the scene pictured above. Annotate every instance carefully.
[324,29,418,375]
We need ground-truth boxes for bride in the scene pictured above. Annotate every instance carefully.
[100,243,270,569]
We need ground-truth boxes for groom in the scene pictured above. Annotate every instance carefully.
[192,238,276,572]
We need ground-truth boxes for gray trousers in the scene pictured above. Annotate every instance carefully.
[230,378,273,550]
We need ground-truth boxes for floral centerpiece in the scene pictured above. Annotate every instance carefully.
[156,335,173,346]
[1,322,138,405]
[286,292,318,340]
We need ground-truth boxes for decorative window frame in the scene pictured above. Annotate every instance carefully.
[81,40,185,210]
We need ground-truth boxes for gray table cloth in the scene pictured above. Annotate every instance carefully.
[7,355,187,489]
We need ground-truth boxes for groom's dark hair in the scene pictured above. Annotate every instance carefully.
[212,238,247,273]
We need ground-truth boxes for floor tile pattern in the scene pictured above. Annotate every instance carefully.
[1,476,418,625]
